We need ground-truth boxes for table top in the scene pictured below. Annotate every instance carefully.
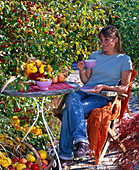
[1,81,80,97]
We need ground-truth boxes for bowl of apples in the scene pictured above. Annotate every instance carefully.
[35,78,52,90]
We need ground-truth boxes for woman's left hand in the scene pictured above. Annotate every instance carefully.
[88,84,104,93]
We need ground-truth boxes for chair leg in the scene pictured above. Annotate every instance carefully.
[108,127,126,152]
[99,134,111,164]
[98,96,118,163]
[57,94,67,110]
[53,94,67,121]
[99,119,126,164]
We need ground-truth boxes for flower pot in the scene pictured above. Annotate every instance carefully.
[29,72,44,80]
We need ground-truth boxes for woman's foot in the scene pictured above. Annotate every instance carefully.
[74,142,90,158]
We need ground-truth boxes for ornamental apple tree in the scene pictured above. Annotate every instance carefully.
[0,0,112,89]
[1,0,131,150]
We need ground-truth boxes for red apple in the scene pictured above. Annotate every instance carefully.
[49,30,53,35]
[0,59,5,62]
[12,156,19,163]
[23,168,30,170]
[8,165,15,170]
[26,162,33,169]
[52,77,58,84]
[31,163,39,170]
[20,157,28,164]
[58,74,65,83]
[77,19,81,24]
[42,162,47,169]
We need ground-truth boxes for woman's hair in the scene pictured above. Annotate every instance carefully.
[99,25,123,53]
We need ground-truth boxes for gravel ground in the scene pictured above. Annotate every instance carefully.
[64,68,139,170]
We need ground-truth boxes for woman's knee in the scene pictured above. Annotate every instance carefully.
[65,91,79,102]
[66,90,86,101]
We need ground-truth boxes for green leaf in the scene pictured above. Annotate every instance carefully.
[25,84,29,92]
[8,84,12,91]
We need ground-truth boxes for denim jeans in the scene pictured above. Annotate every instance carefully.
[59,90,110,160]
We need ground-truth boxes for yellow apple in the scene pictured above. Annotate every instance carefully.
[26,153,35,162]
[16,163,26,170]
[38,150,47,160]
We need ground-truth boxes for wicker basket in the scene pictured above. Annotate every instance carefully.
[18,142,54,170]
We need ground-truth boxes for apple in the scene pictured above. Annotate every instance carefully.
[52,77,58,84]
[12,156,19,163]
[2,44,5,48]
[20,157,27,164]
[42,162,47,169]
[26,162,33,168]
[19,116,26,120]
[58,74,65,83]
[23,168,30,170]
[26,153,36,162]
[49,30,53,35]
[16,163,26,170]
[13,162,19,168]
[8,165,15,170]
[38,150,47,160]
[42,159,49,166]
[0,59,5,62]
[77,19,81,24]
[31,163,39,170]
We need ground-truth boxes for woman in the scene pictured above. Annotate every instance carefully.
[57,25,132,168]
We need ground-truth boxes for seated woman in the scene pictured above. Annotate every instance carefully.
[57,25,133,168]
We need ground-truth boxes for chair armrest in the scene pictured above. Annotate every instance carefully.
[101,90,128,99]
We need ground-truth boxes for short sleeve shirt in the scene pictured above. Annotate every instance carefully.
[84,50,132,95]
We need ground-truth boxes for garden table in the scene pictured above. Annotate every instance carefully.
[1,81,80,170]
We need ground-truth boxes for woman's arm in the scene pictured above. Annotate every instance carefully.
[90,70,132,94]
[77,61,91,84]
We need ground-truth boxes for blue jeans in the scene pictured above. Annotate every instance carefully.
[59,90,110,160]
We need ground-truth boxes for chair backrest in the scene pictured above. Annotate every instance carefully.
[120,64,137,119]
[87,64,137,164]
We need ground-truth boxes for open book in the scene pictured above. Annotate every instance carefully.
[80,86,96,92]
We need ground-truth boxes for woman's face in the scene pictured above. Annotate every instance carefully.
[100,33,118,55]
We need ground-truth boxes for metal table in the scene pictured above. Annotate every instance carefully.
[2,81,80,170]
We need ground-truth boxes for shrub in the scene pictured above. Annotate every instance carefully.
[109,113,139,169]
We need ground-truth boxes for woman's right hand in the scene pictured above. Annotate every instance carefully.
[77,61,91,84]
[77,61,85,71]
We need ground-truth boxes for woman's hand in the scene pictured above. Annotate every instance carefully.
[88,84,104,93]
[87,70,132,94]
[77,61,85,71]
[78,61,91,84]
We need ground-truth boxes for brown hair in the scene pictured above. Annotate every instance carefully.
[99,25,124,53]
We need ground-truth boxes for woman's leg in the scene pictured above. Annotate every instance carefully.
[74,94,110,144]
[59,90,88,160]
[59,91,110,160]
[82,95,110,116]
[73,95,110,158]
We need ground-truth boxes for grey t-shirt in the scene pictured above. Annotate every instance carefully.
[84,50,132,97]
